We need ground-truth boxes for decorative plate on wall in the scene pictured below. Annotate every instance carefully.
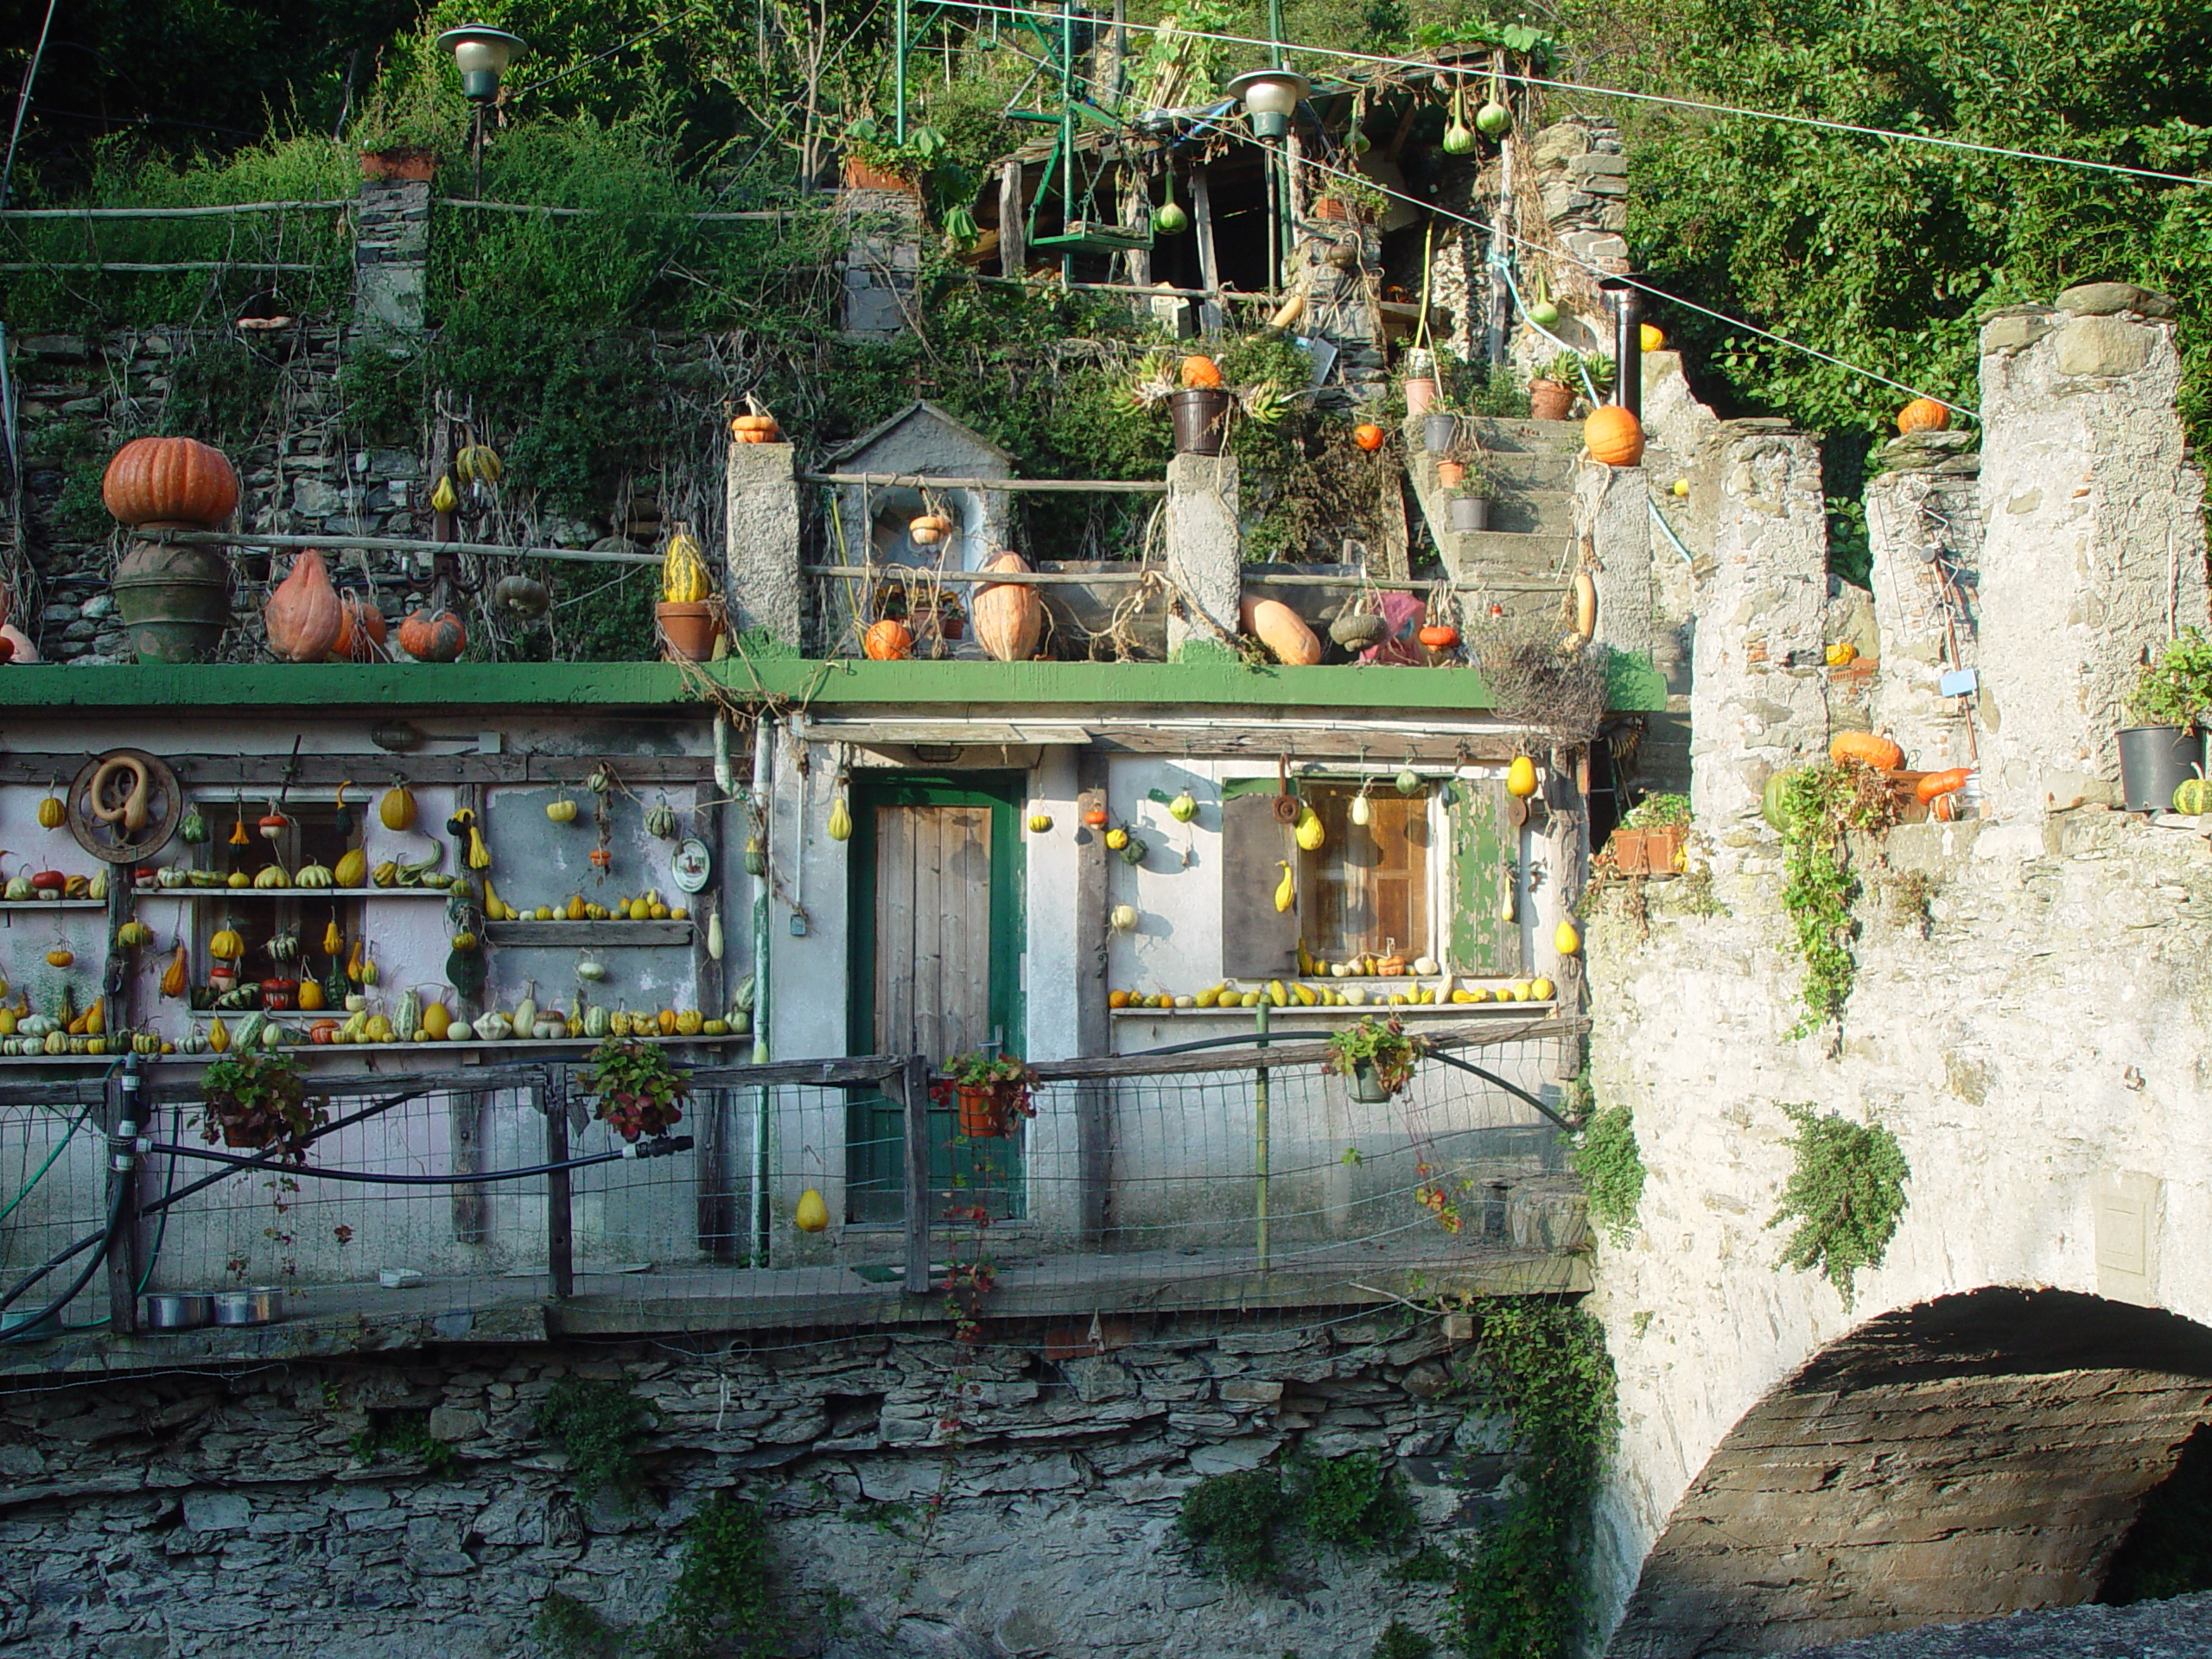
[670,837,712,893]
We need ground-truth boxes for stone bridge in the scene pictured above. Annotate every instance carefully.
[1582,284,2212,1656]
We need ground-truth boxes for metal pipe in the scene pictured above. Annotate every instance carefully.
[1611,282,1643,422]
[749,715,776,1265]
[1254,999,1270,1270]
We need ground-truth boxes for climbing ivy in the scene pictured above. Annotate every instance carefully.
[1450,1302,1618,1659]
[1766,1102,1910,1306]
[1572,1104,1645,1245]
[649,1491,779,1659]
[1177,1453,1415,1584]
[1777,761,1897,1036]
[535,1376,657,1510]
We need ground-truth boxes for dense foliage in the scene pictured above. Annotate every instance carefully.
[1766,1101,1910,1304]
[1571,1103,1644,1244]
[1595,0,2212,456]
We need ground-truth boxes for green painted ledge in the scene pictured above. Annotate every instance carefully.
[0,652,1666,714]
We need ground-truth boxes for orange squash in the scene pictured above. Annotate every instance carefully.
[863,618,913,660]
[101,435,240,528]
[1238,595,1323,666]
[1418,623,1460,650]
[974,553,1045,663]
[1829,730,1904,771]
[1584,404,1645,467]
[397,607,467,663]
[1180,354,1225,390]
[327,594,388,663]
[729,412,781,442]
[1896,397,1951,435]
[264,550,343,662]
[1351,423,1385,451]
[1914,766,1971,804]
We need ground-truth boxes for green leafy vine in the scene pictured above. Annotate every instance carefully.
[1777,761,1897,1036]
[1572,1104,1645,1246]
[1767,1103,1910,1306]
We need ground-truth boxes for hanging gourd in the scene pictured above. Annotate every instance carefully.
[1273,861,1295,913]
[379,782,416,832]
[1584,405,1645,468]
[210,925,245,962]
[264,550,344,662]
[1294,808,1325,851]
[1154,171,1188,236]
[179,805,208,844]
[397,608,467,663]
[908,513,954,547]
[493,575,551,620]
[1897,397,1951,435]
[1474,99,1510,137]
[974,553,1044,663]
[35,793,64,830]
[1418,623,1460,651]
[1442,86,1477,154]
[827,798,853,842]
[1238,596,1322,666]
[545,796,579,823]
[229,810,250,847]
[1168,790,1198,823]
[327,594,389,663]
[1829,730,1904,771]
[160,944,188,999]
[1351,791,1371,827]
[645,802,678,841]
[430,474,460,514]
[1506,756,1539,798]
[100,435,240,528]
[794,1189,830,1233]
[864,619,913,661]
[1554,918,1582,957]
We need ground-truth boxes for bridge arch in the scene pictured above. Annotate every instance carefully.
[1604,1287,2212,1656]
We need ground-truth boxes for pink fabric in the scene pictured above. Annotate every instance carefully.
[1358,591,1427,666]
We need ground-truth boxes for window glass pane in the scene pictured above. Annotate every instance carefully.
[192,805,360,988]
[1298,785,1430,963]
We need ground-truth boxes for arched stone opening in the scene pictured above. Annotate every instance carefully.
[1605,1287,2212,1657]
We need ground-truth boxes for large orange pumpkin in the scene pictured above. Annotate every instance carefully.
[1584,404,1645,467]
[264,550,343,662]
[101,435,240,528]
[863,618,913,660]
[1238,595,1323,666]
[973,553,1044,662]
[1180,354,1225,390]
[1896,397,1951,435]
[397,607,467,663]
[1829,729,1904,771]
[327,594,388,662]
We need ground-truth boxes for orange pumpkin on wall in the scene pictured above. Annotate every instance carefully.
[1829,729,1904,771]
[1896,397,1951,435]
[1238,595,1323,666]
[101,435,240,528]
[973,553,1044,663]
[1583,404,1646,467]
[1179,355,1225,390]
[863,618,913,660]
[264,550,343,662]
[397,607,467,663]
[327,594,388,663]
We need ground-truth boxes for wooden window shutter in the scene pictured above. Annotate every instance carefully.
[1448,777,1524,976]
[1219,791,1300,980]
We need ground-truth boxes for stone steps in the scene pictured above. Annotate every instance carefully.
[1405,414,1586,592]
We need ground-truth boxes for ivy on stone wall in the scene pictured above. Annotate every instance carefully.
[1777,761,1898,1037]
[1766,1102,1910,1306]
[1571,1103,1645,1245]
[1450,1301,1618,1659]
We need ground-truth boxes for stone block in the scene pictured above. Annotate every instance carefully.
[1567,151,1629,177]
[2055,281,2177,319]
[1165,453,1240,658]
[180,1491,251,1532]
[2053,315,2154,378]
[1980,308,2056,354]
[1064,1357,1135,1403]
[1217,1380,1283,1404]
[1185,1435,1281,1475]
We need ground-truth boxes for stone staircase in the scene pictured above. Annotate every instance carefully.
[1404,415,1584,628]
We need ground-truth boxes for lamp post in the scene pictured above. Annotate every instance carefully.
[1225,67,1312,292]
[435,25,529,199]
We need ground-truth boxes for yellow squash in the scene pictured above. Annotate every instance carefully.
[662,527,710,604]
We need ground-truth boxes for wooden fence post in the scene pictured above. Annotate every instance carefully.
[542,1065,574,1299]
[105,1061,143,1334]
[899,1056,931,1295]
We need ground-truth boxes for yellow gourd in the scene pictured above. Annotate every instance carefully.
[161,944,188,999]
[297,979,325,1012]
[334,848,368,888]
[828,798,852,842]
[1506,756,1538,798]
[1294,808,1325,851]
[380,785,416,832]
[323,918,344,957]
[210,926,245,962]
[208,1016,231,1053]
[662,527,710,604]
[36,796,66,830]
[1273,860,1294,913]
[1554,918,1582,957]
[422,1002,453,1040]
[795,1189,830,1233]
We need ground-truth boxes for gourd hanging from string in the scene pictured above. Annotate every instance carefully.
[1154,168,1188,236]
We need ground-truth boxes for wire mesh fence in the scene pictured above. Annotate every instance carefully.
[0,1020,1588,1351]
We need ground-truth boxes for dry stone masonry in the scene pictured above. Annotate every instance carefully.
[0,1313,1515,1659]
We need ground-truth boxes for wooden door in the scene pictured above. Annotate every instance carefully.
[848,776,1024,1222]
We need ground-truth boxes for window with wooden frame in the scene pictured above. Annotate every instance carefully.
[188,804,362,993]
[1296,784,1433,965]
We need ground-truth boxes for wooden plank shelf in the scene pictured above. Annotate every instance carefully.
[132,887,455,899]
[485,919,694,947]
[0,899,107,910]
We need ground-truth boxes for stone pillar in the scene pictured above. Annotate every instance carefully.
[1165,454,1239,659]
[1576,461,1654,659]
[1688,422,1831,850]
[351,179,430,340]
[726,442,801,647]
[1867,432,1984,774]
[1974,284,2208,819]
[837,190,921,340]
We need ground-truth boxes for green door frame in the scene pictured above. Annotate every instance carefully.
[845,772,1028,1223]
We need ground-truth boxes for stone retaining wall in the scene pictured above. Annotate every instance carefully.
[0,1310,1510,1658]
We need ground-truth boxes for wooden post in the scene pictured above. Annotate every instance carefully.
[104,1062,143,1335]
[1074,752,1110,1247]
[448,781,486,1243]
[998,160,1026,276]
[690,781,734,1257]
[1191,167,1223,335]
[899,1054,931,1294]
[543,1065,575,1299]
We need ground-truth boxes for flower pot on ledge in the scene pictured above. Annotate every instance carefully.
[656,601,721,663]
[359,147,439,182]
[841,158,919,194]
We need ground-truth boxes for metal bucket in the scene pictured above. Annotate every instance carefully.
[213,1287,283,1326]
[1168,389,1234,457]
[142,1293,213,1332]
[2116,726,2204,812]
[1450,495,1491,531]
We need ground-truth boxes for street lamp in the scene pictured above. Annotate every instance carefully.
[1225,68,1313,140]
[435,26,530,103]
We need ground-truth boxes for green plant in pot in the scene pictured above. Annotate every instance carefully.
[1325,1014,1427,1103]
[841,118,947,189]
[201,1051,325,1160]
[2120,627,2212,810]
[582,1037,690,1141]
[933,1050,1038,1139]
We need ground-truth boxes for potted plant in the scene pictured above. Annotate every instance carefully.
[1324,1014,1427,1103]
[351,78,459,181]
[2120,628,2212,810]
[1531,349,1614,422]
[1402,346,1439,418]
[1121,348,1287,459]
[201,1051,325,1160]
[934,1051,1038,1139]
[1611,792,1691,874]
[1447,460,1495,531]
[582,1036,690,1142]
[840,118,945,194]
[1313,174,1387,226]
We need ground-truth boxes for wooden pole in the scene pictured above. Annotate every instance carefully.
[543,1066,575,1299]
[899,1053,932,1294]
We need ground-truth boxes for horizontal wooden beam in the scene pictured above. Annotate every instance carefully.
[148,528,661,568]
[800,472,1168,493]
[804,564,1153,586]
[1027,1015,1589,1081]
[486,919,694,948]
[0,753,717,787]
[0,200,350,220]
[436,198,789,222]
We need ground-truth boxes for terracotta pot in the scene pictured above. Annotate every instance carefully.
[359,148,437,182]
[957,1085,1009,1139]
[1529,378,1575,422]
[656,601,721,663]
[111,541,230,664]
[220,1122,264,1150]
[842,158,919,194]
[1435,460,1465,490]
[1402,377,1438,417]
[1610,827,1651,875]
[1646,824,1688,874]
